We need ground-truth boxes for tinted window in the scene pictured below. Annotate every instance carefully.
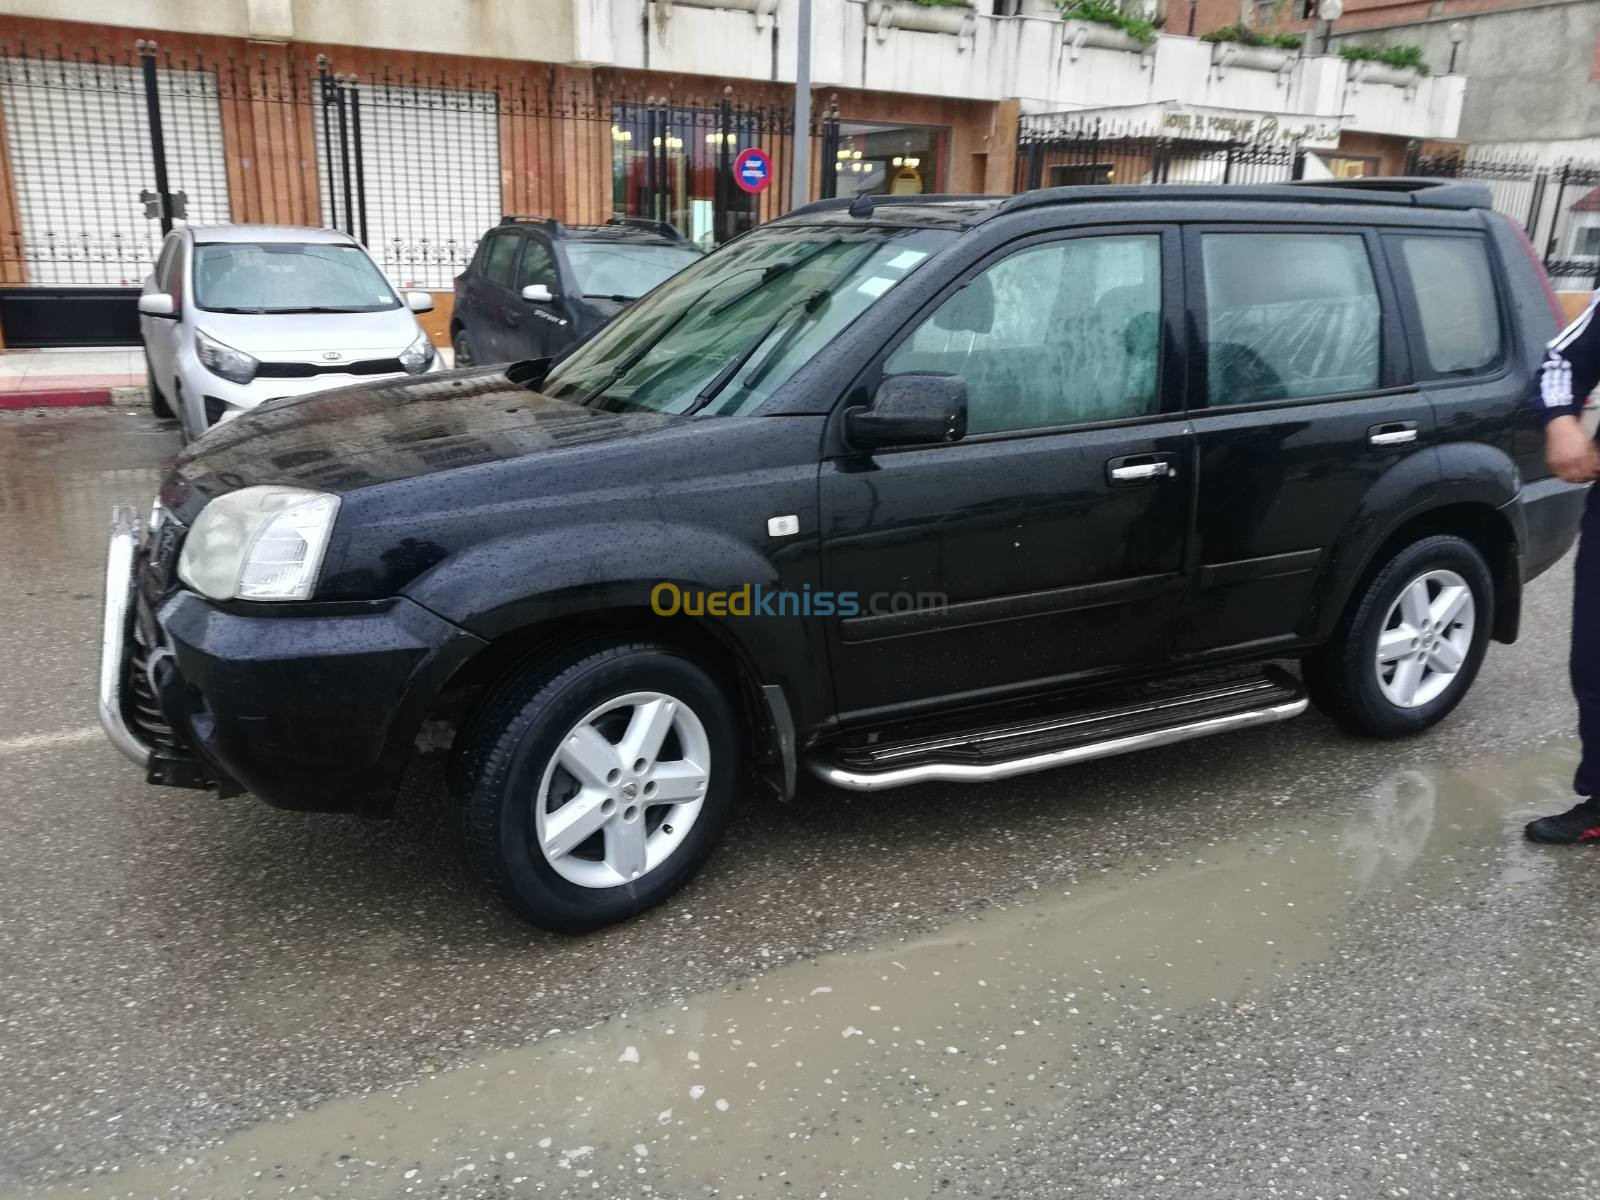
[481,233,520,288]
[886,235,1162,434]
[1396,235,1501,375]
[1202,232,1380,405]
[154,236,178,289]
[516,241,558,291]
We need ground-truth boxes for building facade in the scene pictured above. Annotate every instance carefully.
[0,0,1464,345]
[1180,0,1600,282]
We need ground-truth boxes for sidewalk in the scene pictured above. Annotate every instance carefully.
[0,347,144,409]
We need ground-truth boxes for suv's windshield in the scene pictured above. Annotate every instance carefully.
[543,226,953,416]
[193,242,401,314]
[565,241,704,300]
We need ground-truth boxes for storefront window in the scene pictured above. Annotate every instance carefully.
[830,121,949,199]
[610,103,767,249]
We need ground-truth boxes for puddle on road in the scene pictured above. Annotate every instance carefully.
[17,744,1579,1200]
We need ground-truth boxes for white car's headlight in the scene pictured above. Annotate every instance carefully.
[399,330,435,374]
[195,329,259,384]
[177,486,340,602]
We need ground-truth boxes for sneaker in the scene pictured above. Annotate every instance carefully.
[1525,798,1600,844]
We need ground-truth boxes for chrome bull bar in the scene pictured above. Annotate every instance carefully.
[97,505,152,767]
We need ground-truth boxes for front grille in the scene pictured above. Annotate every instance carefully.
[127,628,179,754]
[255,357,404,378]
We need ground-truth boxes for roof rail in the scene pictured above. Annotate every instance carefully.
[778,194,1001,222]
[992,178,1493,219]
[1280,177,1493,209]
[604,215,687,240]
[500,214,567,235]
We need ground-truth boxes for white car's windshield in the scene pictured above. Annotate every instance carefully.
[565,241,703,300]
[193,242,401,314]
[542,226,953,417]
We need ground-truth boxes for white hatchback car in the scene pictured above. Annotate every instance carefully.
[139,225,444,441]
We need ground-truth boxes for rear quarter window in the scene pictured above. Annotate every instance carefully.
[1389,234,1503,378]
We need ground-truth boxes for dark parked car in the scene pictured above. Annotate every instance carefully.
[102,181,1584,931]
[450,215,702,366]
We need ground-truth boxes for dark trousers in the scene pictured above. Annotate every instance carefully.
[1574,486,1600,796]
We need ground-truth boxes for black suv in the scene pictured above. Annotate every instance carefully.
[451,215,702,366]
[103,181,1585,931]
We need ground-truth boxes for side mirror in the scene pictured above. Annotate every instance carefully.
[521,283,555,304]
[404,291,435,314]
[138,293,176,318]
[846,373,968,451]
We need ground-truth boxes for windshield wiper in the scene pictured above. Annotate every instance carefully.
[272,305,385,314]
[683,288,830,417]
[582,293,637,302]
[707,238,845,317]
[202,305,268,314]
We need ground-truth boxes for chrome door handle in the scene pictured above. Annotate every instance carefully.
[1369,428,1417,447]
[1110,461,1176,482]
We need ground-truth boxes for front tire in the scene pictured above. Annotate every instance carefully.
[1303,534,1493,737]
[454,642,740,932]
[452,327,476,369]
[144,354,174,420]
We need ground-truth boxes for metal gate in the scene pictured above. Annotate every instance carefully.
[1406,147,1600,290]
[0,41,229,346]
[1015,118,1306,192]
[314,66,501,290]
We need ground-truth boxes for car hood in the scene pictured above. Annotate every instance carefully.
[190,307,421,357]
[165,365,680,510]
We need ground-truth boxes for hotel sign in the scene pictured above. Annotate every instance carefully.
[1159,105,1341,149]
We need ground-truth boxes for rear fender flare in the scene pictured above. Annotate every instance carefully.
[1306,442,1520,640]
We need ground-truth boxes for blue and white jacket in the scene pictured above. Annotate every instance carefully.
[1535,294,1600,426]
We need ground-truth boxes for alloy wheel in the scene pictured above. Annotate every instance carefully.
[1374,568,1475,709]
[533,690,710,888]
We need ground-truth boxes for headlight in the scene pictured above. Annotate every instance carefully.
[177,486,340,601]
[399,331,435,374]
[195,329,258,384]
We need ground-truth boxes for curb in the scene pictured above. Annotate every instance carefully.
[0,388,112,410]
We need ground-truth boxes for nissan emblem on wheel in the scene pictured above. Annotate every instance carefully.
[100,181,1584,931]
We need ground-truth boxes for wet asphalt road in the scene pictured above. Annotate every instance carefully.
[2,406,1598,1199]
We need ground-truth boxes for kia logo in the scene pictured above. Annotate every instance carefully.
[321,351,343,362]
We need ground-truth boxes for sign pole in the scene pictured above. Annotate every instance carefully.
[792,0,812,211]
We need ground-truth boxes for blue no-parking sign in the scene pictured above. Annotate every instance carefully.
[733,148,773,195]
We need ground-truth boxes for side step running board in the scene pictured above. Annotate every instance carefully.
[807,669,1307,793]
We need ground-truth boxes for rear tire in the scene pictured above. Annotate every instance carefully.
[453,641,740,932]
[145,355,174,420]
[1303,534,1493,737]
[452,327,476,369]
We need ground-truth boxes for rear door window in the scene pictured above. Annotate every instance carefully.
[480,232,520,289]
[1199,232,1381,406]
[1388,233,1503,377]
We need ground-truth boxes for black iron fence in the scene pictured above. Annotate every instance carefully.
[0,40,839,344]
[1015,119,1306,192]
[1405,146,1600,289]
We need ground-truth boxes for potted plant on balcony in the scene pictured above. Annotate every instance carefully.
[1340,42,1430,86]
[1202,23,1302,74]
[866,0,978,45]
[1057,0,1156,53]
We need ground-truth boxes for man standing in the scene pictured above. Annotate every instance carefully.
[1527,294,1600,843]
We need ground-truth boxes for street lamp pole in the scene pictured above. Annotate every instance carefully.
[793,0,813,210]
